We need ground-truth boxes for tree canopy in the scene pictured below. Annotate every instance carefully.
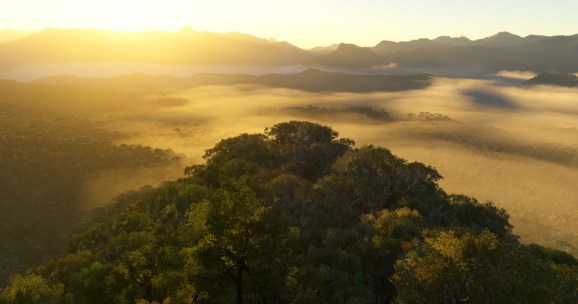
[0,102,181,285]
[1,121,576,304]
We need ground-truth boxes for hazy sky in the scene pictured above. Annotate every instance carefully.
[2,0,578,48]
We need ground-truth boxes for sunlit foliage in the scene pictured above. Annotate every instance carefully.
[1,121,576,303]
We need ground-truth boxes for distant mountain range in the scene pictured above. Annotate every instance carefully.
[309,32,578,73]
[373,32,549,55]
[0,28,310,68]
[372,32,578,73]
[0,30,36,43]
[1,29,577,75]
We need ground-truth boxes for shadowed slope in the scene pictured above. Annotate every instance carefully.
[33,69,433,92]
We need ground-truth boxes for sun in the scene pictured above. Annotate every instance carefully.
[104,8,147,31]
[87,1,179,32]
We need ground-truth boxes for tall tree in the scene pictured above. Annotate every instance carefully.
[180,188,300,303]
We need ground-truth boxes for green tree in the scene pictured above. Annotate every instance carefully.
[266,121,353,180]
[3,121,575,304]
[358,208,422,303]
[391,228,577,304]
[447,194,512,237]
[180,188,300,304]
[392,229,506,303]
[0,274,72,304]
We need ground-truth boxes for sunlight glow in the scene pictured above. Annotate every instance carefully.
[2,0,578,47]
[86,1,181,32]
[100,3,147,31]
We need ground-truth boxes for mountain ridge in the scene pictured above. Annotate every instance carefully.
[0,28,312,68]
[305,43,387,67]
[2,28,578,74]
[369,33,578,73]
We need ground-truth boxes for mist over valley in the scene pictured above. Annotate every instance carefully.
[1,27,577,302]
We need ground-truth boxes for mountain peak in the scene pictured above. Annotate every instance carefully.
[305,43,385,67]
[491,31,520,38]
[333,43,379,56]
[477,31,525,47]
[336,43,362,50]
[433,35,472,46]
[308,44,339,53]
[178,26,198,34]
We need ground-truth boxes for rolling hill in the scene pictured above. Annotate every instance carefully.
[525,71,578,87]
[32,69,432,92]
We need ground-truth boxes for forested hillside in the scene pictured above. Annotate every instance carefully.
[0,102,182,285]
[1,121,575,303]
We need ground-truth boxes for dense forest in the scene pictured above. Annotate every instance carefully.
[1,121,576,303]
[0,102,181,285]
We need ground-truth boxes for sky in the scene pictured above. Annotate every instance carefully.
[2,0,578,48]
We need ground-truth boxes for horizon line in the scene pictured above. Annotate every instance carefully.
[1,26,576,49]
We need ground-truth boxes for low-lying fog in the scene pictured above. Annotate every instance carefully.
[0,62,506,82]
[0,63,307,82]
[10,74,578,255]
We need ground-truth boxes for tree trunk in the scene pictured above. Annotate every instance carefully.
[236,266,244,304]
